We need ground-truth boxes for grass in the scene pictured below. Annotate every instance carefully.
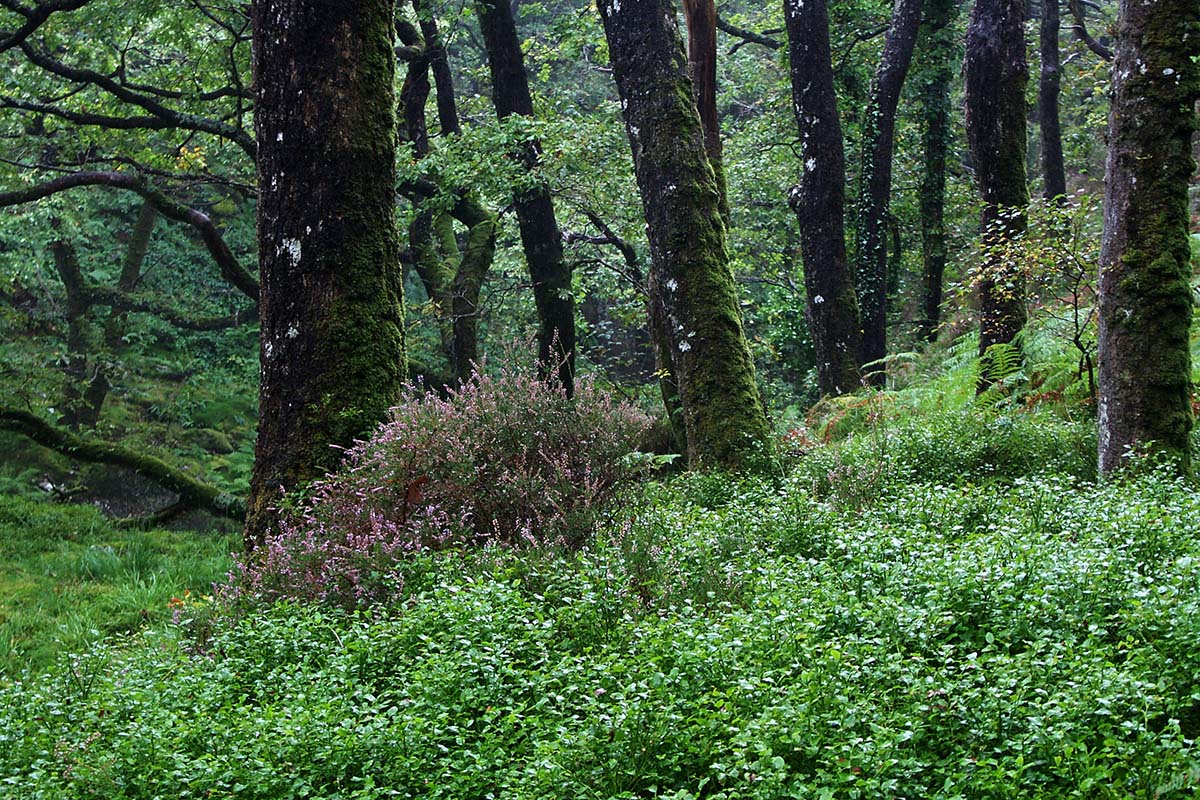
[0,495,236,678]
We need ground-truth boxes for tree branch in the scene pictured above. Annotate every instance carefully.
[0,0,90,54]
[0,170,259,299]
[715,14,782,52]
[90,287,259,330]
[15,42,256,156]
[0,405,245,521]
[1067,0,1112,60]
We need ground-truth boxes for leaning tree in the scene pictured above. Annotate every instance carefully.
[597,0,772,471]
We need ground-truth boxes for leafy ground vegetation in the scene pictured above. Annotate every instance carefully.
[3,396,1200,799]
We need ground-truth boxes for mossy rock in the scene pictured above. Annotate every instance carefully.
[183,428,235,455]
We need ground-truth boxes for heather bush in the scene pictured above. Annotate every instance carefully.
[227,363,651,608]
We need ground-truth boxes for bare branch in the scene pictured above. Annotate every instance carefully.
[1067,0,1112,60]
[715,14,782,52]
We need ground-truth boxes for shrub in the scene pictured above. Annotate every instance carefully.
[226,363,651,609]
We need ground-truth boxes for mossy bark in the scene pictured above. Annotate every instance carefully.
[964,0,1029,389]
[853,0,923,382]
[784,0,863,397]
[1097,0,1199,474]
[400,5,496,386]
[50,239,104,431]
[476,0,575,397]
[410,200,496,383]
[599,0,772,471]
[915,0,960,342]
[248,0,406,545]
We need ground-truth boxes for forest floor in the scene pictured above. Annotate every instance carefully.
[1,407,1199,798]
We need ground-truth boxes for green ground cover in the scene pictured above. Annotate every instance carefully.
[1,409,1198,798]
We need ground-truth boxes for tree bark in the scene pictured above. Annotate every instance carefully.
[853,0,923,383]
[964,0,1029,390]
[413,0,461,136]
[915,0,960,342]
[1039,0,1067,201]
[598,0,772,471]
[682,0,728,222]
[410,198,497,383]
[476,0,575,397]
[784,0,862,397]
[1097,0,1198,474]
[248,0,407,545]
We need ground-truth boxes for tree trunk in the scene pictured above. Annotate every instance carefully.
[400,7,496,386]
[598,0,772,471]
[682,0,728,222]
[854,0,923,383]
[413,0,461,136]
[248,0,407,545]
[104,199,157,350]
[784,0,862,397]
[1096,0,1198,474]
[476,0,575,397]
[916,0,960,343]
[1039,0,1067,201]
[964,0,1029,389]
[50,239,103,430]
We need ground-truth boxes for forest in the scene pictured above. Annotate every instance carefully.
[1,0,1199,796]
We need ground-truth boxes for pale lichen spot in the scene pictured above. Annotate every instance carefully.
[283,237,302,264]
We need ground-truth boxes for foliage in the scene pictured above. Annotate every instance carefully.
[224,362,651,609]
[3,413,1200,797]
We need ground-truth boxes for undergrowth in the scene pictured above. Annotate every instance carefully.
[2,410,1198,798]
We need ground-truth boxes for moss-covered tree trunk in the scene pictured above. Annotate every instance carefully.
[598,0,772,471]
[1096,0,1199,474]
[784,0,862,397]
[104,199,157,350]
[964,0,1029,390]
[1039,0,1067,201]
[247,0,406,545]
[853,0,923,382]
[476,0,575,397]
[399,8,496,386]
[916,0,960,343]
